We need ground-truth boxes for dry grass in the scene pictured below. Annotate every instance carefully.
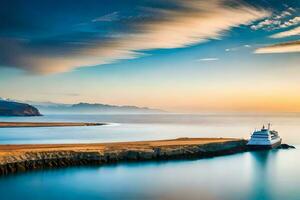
[0,138,240,155]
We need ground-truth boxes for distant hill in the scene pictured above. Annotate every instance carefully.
[0,100,41,116]
[30,102,165,114]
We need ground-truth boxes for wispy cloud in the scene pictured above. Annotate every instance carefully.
[250,8,298,31]
[197,57,219,61]
[274,10,293,19]
[225,44,251,52]
[255,40,300,54]
[0,0,269,74]
[270,26,300,38]
[278,16,300,29]
[251,19,281,31]
[92,12,119,22]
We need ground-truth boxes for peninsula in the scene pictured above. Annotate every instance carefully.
[0,138,248,175]
[0,122,106,128]
[0,100,41,116]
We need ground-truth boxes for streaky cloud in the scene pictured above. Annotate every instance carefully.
[92,12,119,22]
[197,58,219,61]
[225,44,251,52]
[254,40,300,54]
[270,26,300,38]
[0,0,270,74]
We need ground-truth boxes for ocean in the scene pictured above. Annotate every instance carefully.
[0,113,299,200]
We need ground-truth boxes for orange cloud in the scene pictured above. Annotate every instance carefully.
[255,40,300,54]
[270,26,300,38]
[1,0,269,74]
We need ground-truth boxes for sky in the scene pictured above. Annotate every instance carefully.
[0,0,300,112]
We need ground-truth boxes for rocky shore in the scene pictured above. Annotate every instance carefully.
[276,143,295,149]
[0,100,41,116]
[0,138,295,176]
[0,138,248,175]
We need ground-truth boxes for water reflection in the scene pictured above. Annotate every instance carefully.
[249,150,278,200]
[0,149,299,200]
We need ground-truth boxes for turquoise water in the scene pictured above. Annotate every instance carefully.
[0,114,300,144]
[0,114,299,200]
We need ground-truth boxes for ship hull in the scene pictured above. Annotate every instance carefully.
[247,139,282,150]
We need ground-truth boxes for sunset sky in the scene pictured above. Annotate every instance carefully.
[1,0,300,112]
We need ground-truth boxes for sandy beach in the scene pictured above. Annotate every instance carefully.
[0,122,106,128]
[0,138,240,153]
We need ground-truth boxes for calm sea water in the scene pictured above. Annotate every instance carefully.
[0,114,299,200]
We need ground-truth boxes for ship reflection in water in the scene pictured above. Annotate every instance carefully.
[249,150,276,200]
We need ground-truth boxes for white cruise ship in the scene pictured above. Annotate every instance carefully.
[247,124,282,149]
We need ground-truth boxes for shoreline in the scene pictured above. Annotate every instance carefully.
[0,138,248,175]
[0,122,106,128]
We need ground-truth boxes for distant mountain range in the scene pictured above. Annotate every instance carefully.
[35,102,164,114]
[0,98,165,114]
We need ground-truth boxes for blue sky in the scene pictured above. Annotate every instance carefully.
[0,0,300,112]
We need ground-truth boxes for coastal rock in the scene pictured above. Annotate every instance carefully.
[0,100,41,116]
[0,139,248,176]
[277,144,296,149]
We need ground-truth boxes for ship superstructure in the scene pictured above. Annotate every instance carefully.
[247,124,281,149]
